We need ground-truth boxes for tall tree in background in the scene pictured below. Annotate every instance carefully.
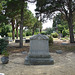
[0,0,36,47]
[0,0,6,13]
[53,13,68,33]
[19,0,25,47]
[53,14,62,28]
[0,2,2,13]
[35,0,75,43]
[19,0,35,47]
[5,0,21,40]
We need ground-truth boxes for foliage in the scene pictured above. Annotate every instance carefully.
[53,13,68,33]
[62,29,69,37]
[35,0,75,43]
[48,35,53,45]
[57,24,64,33]
[51,32,58,38]
[0,23,12,37]
[34,32,39,35]
[2,50,9,56]
[53,14,62,27]
[26,30,32,36]
[0,39,8,54]
[0,14,8,25]
[0,0,6,13]
[7,32,12,37]
[24,10,36,28]
[0,3,2,13]
[41,31,47,35]
[23,32,26,37]
[5,0,22,18]
[23,9,41,35]
[44,28,54,34]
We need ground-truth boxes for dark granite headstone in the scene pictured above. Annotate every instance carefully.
[25,39,30,43]
[15,39,20,43]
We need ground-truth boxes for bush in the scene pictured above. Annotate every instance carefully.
[41,31,47,35]
[48,36,53,44]
[7,32,12,37]
[0,39,8,54]
[2,50,9,56]
[62,29,69,37]
[45,28,54,34]
[26,30,32,36]
[0,23,12,37]
[51,32,58,38]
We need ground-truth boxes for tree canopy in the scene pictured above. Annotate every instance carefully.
[35,0,75,43]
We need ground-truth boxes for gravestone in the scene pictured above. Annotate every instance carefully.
[15,39,20,43]
[15,38,26,43]
[24,34,54,65]
[25,39,30,43]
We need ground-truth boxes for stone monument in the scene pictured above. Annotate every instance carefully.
[25,34,54,65]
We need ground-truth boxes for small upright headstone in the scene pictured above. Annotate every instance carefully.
[25,39,30,43]
[15,39,20,43]
[25,34,54,65]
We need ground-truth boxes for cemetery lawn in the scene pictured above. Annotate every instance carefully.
[7,39,75,53]
[0,39,75,75]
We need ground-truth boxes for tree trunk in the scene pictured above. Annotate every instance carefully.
[32,28,34,35]
[19,0,24,48]
[66,0,74,43]
[40,13,42,33]
[11,19,15,40]
[16,25,18,39]
[40,28,42,33]
[68,21,74,43]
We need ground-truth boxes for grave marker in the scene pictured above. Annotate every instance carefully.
[25,34,54,65]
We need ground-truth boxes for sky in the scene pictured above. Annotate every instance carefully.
[28,3,53,29]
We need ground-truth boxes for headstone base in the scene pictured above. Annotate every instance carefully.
[25,56,54,65]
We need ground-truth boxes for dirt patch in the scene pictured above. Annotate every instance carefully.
[0,40,75,75]
[7,40,75,53]
[0,52,75,75]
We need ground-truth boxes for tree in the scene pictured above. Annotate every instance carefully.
[19,0,24,47]
[15,18,20,39]
[0,3,2,13]
[35,0,75,43]
[1,0,36,47]
[44,28,54,34]
[4,0,21,40]
[23,9,36,30]
[23,9,41,35]
[0,0,6,13]
[0,23,12,37]
[53,13,68,33]
[53,14,62,28]
[17,0,34,47]
[0,1,8,25]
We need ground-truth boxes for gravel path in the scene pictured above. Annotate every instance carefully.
[0,52,75,75]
